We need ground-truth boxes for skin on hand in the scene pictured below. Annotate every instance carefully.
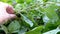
[0,2,16,25]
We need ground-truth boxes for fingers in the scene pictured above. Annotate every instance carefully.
[0,2,16,18]
[9,14,16,19]
[0,14,16,25]
[0,2,17,25]
[0,2,16,20]
[6,4,16,19]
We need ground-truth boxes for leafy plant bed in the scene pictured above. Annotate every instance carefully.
[0,0,60,34]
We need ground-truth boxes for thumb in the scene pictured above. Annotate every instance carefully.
[9,14,16,19]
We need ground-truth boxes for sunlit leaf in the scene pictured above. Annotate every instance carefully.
[21,14,33,27]
[26,26,44,34]
[43,27,60,34]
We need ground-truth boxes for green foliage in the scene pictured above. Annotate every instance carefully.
[43,4,59,23]
[8,20,20,33]
[26,26,44,34]
[0,0,60,34]
[43,27,60,34]
[43,0,48,2]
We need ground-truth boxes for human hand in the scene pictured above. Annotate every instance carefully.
[0,2,16,25]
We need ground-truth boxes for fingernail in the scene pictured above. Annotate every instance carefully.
[6,6,14,14]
